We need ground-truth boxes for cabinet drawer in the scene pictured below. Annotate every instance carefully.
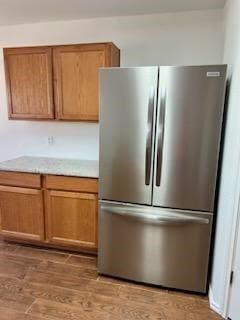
[99,203,212,293]
[0,171,41,188]
[44,175,98,193]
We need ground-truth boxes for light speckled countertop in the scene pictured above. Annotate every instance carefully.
[0,156,99,178]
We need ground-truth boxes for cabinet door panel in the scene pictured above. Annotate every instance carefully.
[4,47,54,119]
[46,190,98,249]
[0,186,44,241]
[54,44,107,121]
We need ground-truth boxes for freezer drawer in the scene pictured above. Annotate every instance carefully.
[98,201,213,293]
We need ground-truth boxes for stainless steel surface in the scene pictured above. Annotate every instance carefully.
[145,87,156,186]
[98,65,227,293]
[100,201,209,225]
[98,201,213,293]
[156,80,166,187]
[99,67,158,205]
[153,65,226,211]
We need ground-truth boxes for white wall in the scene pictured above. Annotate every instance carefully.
[0,10,224,161]
[210,0,240,317]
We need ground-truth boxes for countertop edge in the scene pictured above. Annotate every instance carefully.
[0,167,99,179]
[0,156,99,179]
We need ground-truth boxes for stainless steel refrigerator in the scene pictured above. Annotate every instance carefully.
[98,65,227,293]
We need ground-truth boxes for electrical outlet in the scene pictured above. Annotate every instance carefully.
[47,136,54,146]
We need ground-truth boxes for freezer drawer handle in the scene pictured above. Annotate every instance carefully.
[156,86,166,186]
[102,206,209,226]
[145,86,155,186]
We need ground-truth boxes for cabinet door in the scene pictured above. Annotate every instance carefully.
[45,190,98,249]
[4,47,54,119]
[53,43,112,121]
[0,186,44,241]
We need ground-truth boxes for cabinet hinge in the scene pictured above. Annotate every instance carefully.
[230,271,234,285]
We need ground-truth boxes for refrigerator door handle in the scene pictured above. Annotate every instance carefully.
[101,205,210,226]
[156,86,166,186]
[145,86,155,186]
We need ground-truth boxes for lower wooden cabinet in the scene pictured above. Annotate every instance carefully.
[0,173,98,252]
[0,185,44,241]
[45,190,98,249]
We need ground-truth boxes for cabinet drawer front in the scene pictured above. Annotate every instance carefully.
[0,186,44,241]
[0,171,41,188]
[45,190,98,249]
[44,175,98,193]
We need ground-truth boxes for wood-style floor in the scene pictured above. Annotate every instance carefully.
[0,240,222,320]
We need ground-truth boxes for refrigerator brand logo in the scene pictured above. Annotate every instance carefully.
[206,71,220,77]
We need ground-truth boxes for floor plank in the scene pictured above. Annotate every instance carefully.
[66,254,97,269]
[25,269,92,292]
[0,289,35,312]
[0,240,223,320]
[0,241,19,253]
[15,246,70,263]
[28,298,109,320]
[0,252,42,267]
[0,252,41,279]
[35,260,98,280]
[24,269,120,298]
[88,292,167,320]
[0,306,44,320]
[119,285,217,318]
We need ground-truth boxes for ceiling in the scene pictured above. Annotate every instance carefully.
[0,0,226,26]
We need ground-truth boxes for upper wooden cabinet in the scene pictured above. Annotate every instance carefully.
[4,47,54,120]
[3,42,120,121]
[54,43,119,121]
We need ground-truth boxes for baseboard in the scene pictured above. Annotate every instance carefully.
[209,287,222,316]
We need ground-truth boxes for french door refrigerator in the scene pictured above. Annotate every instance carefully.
[98,65,227,293]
